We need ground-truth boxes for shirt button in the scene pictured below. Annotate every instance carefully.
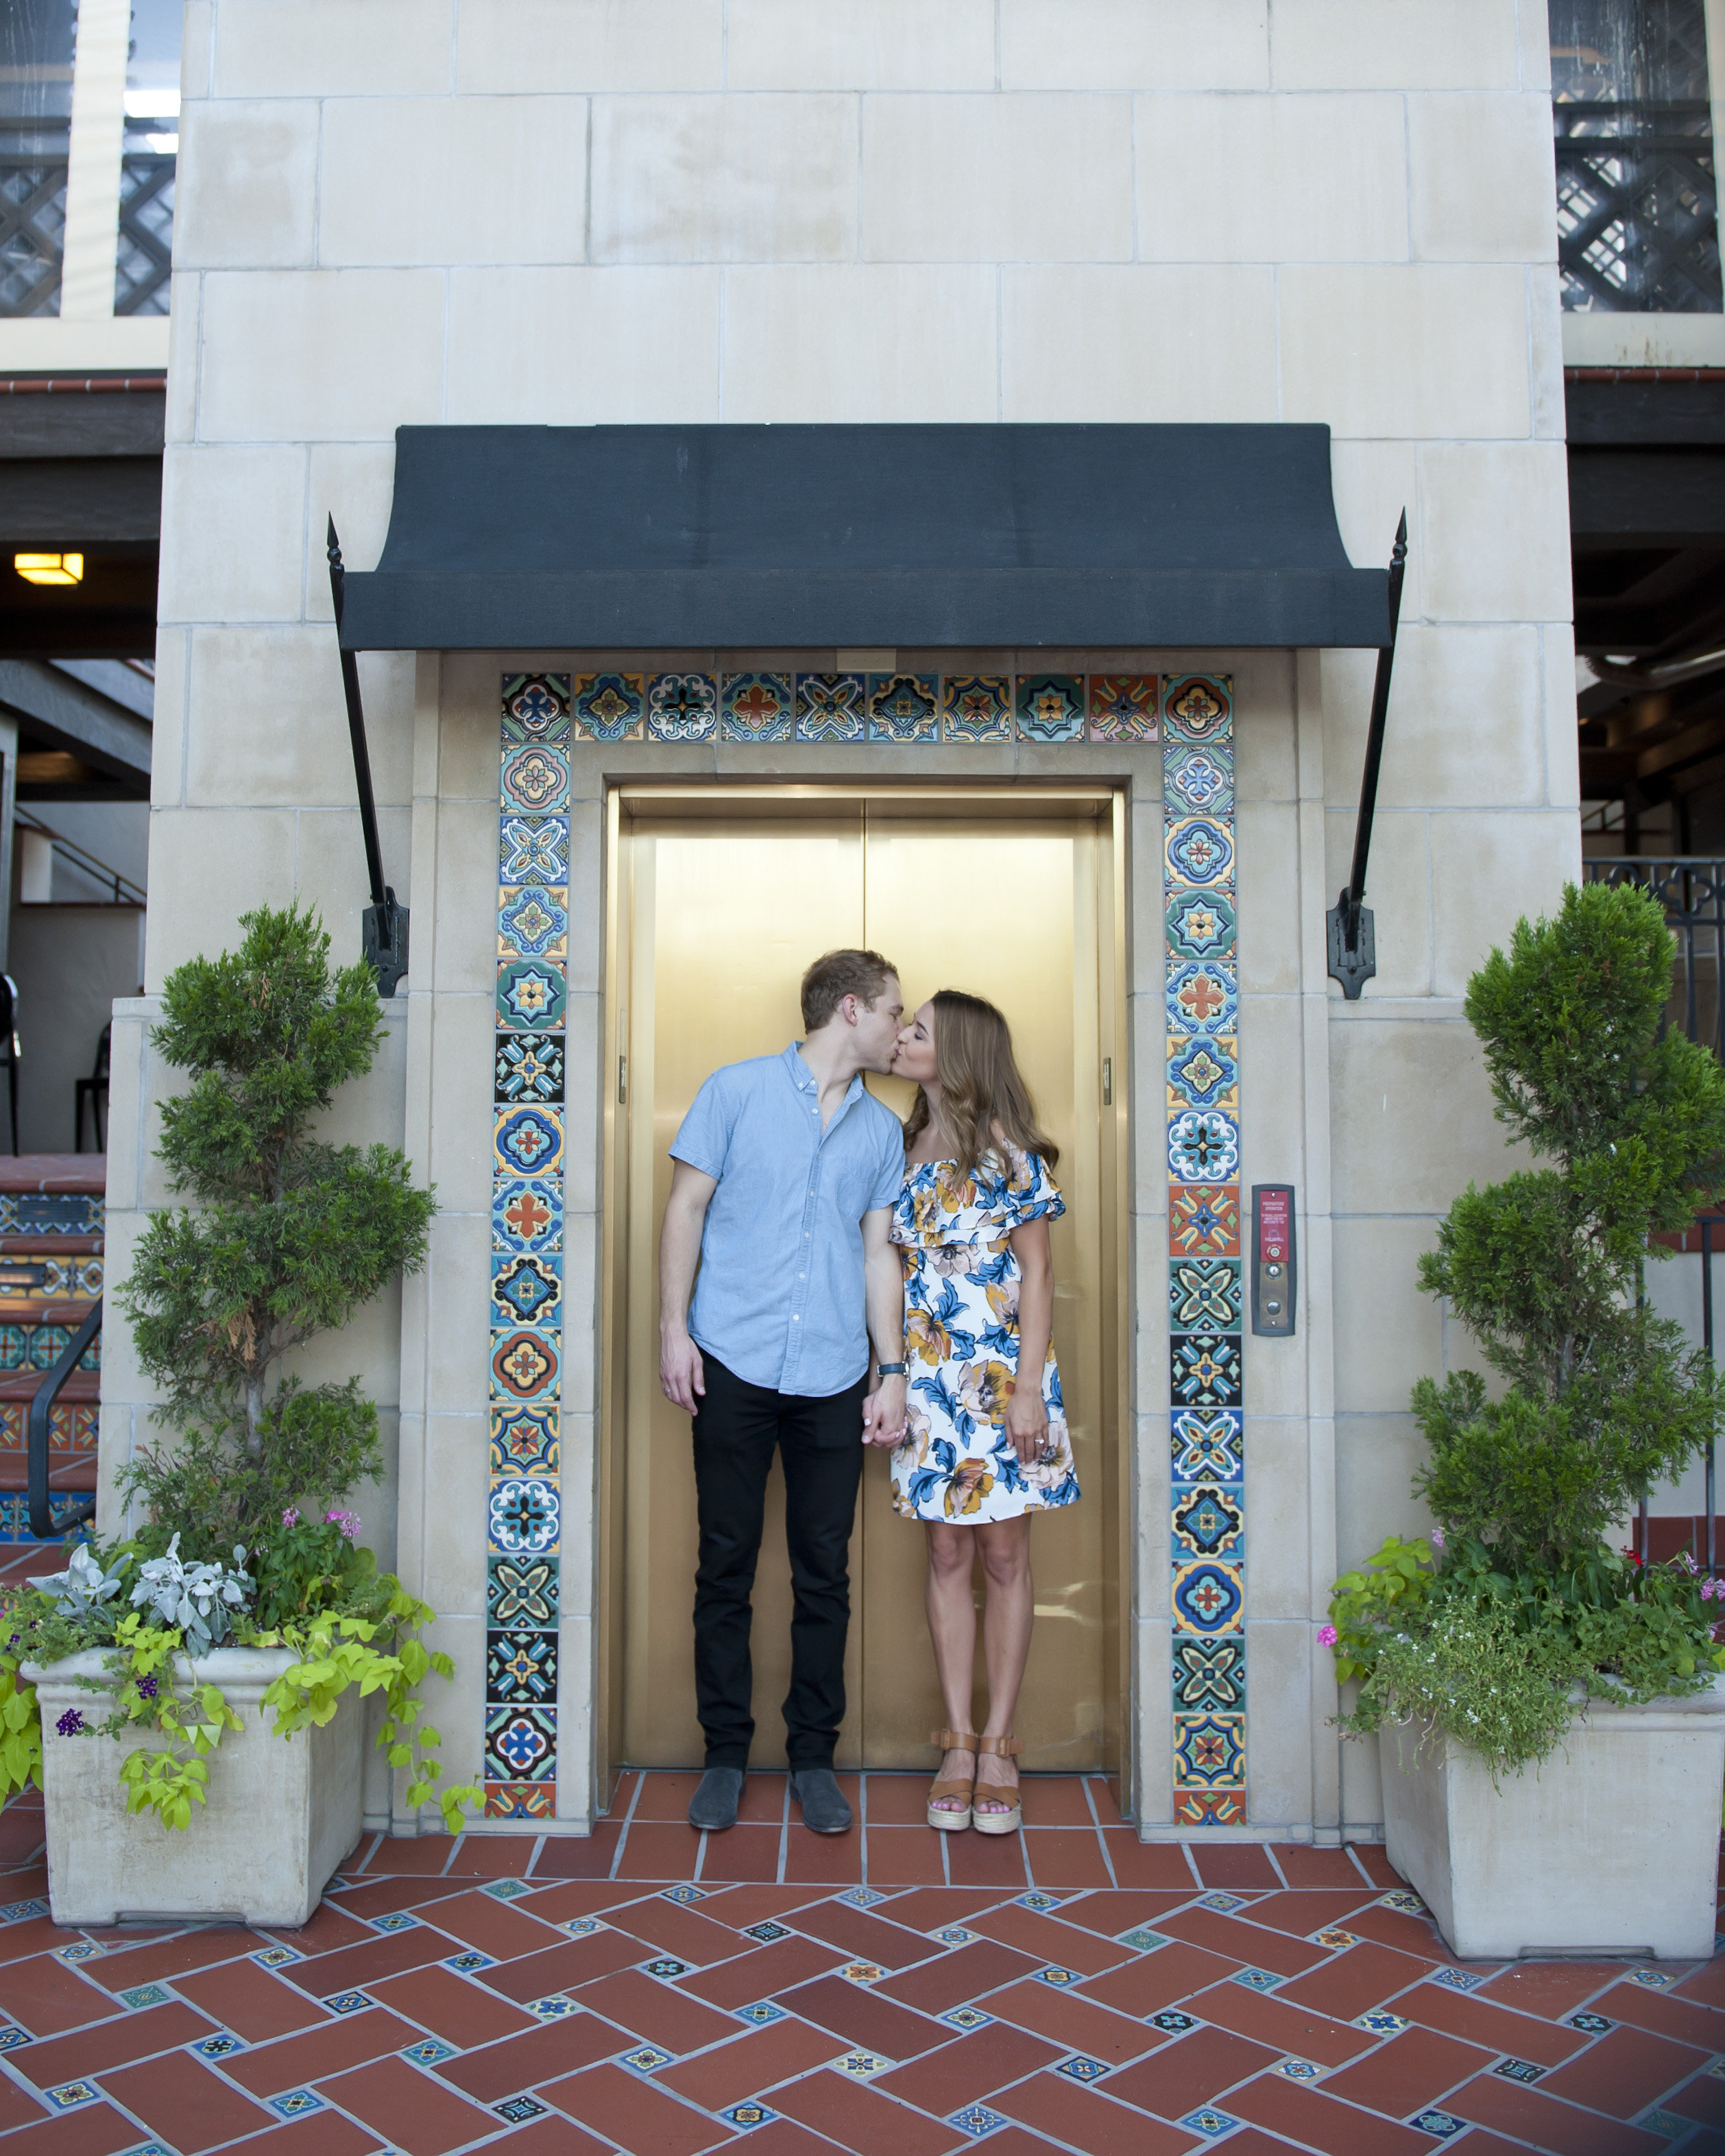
[792,1314,799,1322]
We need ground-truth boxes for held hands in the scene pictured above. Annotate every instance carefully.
[1002,1381,1050,1466]
[861,1373,908,1448]
[660,1328,706,1413]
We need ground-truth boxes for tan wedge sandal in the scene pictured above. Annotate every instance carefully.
[927,1729,978,1832]
[971,1736,1023,1836]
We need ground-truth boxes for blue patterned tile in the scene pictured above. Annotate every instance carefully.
[1177,2108,1240,2140]
[1166,886,1238,962]
[495,2094,551,2123]
[1166,960,1238,1038]
[487,1627,558,1704]
[942,674,1013,743]
[647,672,717,742]
[1172,1560,1244,1636]
[1163,739,1234,819]
[491,1250,562,1330]
[1410,2113,1465,2140]
[1170,1332,1243,1409]
[503,673,572,744]
[1168,1257,1242,1332]
[497,957,567,1033]
[268,2091,326,2118]
[1161,675,1232,743]
[1168,1109,1240,1186]
[1174,1636,1246,1712]
[1172,1408,1244,1481]
[483,1705,557,1782]
[1174,1712,1246,1789]
[498,884,569,962]
[1172,1483,1244,1561]
[795,673,866,742]
[866,673,939,743]
[1166,1035,1238,1114]
[487,1475,560,1555]
[572,671,644,742]
[1087,673,1159,742]
[487,1551,559,1628]
[721,672,794,742]
[1165,815,1235,888]
[491,1327,559,1405]
[1016,673,1085,742]
[494,1102,564,1180]
[948,2103,1008,2137]
[500,812,570,884]
[495,1031,565,1105]
[500,742,570,815]
[402,2037,458,2066]
[491,1404,559,1478]
[493,1178,562,1255]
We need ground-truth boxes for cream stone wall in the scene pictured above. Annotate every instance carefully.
[117,0,1579,1836]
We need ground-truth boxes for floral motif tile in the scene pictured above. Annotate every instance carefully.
[1016,673,1085,742]
[1174,1636,1246,1712]
[1169,1184,1241,1259]
[1169,1257,1243,1332]
[1162,675,1233,743]
[721,672,795,742]
[572,671,645,742]
[1172,1408,1243,1481]
[941,674,1013,742]
[1087,673,1159,742]
[795,673,866,742]
[503,673,572,744]
[648,672,718,742]
[867,672,939,743]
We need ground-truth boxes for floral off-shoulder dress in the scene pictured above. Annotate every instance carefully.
[889,1146,1081,1522]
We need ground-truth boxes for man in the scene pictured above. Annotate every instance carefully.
[660,949,909,1834]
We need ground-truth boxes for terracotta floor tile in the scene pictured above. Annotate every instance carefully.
[1155,1908,1335,1980]
[1275,1848,1375,1889]
[966,1905,1134,1978]
[224,2006,427,2096]
[0,1916,88,1965]
[952,2131,1069,2156]
[204,2113,385,2155]
[538,2060,732,2156]
[435,2009,627,2103]
[1022,1778,1102,1828]
[1190,1845,1279,1891]
[734,1775,790,1826]
[15,2000,216,2088]
[874,2018,1064,2110]
[1226,1888,1378,1941]
[532,1824,625,1878]
[1098,1835,1202,1890]
[607,1898,761,1967]
[1539,2022,1709,2118]
[1347,1844,1402,1890]
[0,2071,47,2131]
[873,1937,1046,2014]
[1078,1941,1241,2017]
[0,1952,120,2035]
[1449,2069,1669,2155]
[1022,1829,1113,1889]
[1225,2070,1435,2154]
[864,1827,947,1885]
[171,1958,333,2044]
[357,1834,453,1876]
[677,1934,845,2010]
[1319,2023,1496,2115]
[1179,1981,1373,2068]
[770,2066,965,2155]
[743,2120,863,2156]
[943,1832,1030,1891]
[1050,1890,1202,1939]
[1678,1957,1725,2009]
[484,1928,660,2004]
[0,2105,143,2156]
[317,2051,498,2156]
[366,1961,541,2046]
[404,1885,567,1960]
[282,1922,459,1998]
[522,1880,663,1924]
[997,2070,1202,2156]
[1476,1961,1628,2019]
[325,1874,475,1921]
[97,2052,274,2153]
[1211,2134,1329,2156]
[863,1777,941,1827]
[1670,2068,1725,2127]
[782,1832,864,1887]
[1595,1979,1725,2053]
[1104,2024,1281,2120]
[654,2013,849,2107]
[1272,1938,1439,2019]
[1399,1981,1591,2067]
[775,1972,950,2059]
[1334,1901,1467,1963]
[633,1773,707,1824]
[697,1825,786,1883]
[481,2115,616,2156]
[982,1975,1169,2066]
[621,1821,709,1882]
[858,1887,1007,1933]
[786,1900,942,1971]
[82,1928,254,1994]
[570,1967,743,2055]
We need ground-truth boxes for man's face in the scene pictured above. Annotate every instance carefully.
[850,977,904,1074]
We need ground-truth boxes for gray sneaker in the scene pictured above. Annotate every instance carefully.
[689,1766,744,1830]
[791,1767,852,1834]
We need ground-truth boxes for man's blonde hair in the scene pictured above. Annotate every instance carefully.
[800,949,897,1033]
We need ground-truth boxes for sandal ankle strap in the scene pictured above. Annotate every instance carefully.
[978,1736,1022,1758]
[931,1729,980,1751]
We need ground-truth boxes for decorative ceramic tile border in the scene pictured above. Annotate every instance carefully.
[487,674,573,1819]
[544,671,1161,747]
[1161,675,1244,1828]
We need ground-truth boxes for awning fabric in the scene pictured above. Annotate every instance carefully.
[337,422,1390,653]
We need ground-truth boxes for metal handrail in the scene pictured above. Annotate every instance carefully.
[27,1296,99,1541]
[13,808,145,907]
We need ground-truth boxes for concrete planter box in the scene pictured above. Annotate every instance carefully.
[1380,1679,1725,1961]
[24,1647,363,1928]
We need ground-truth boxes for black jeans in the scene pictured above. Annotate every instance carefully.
[691,1353,867,1771]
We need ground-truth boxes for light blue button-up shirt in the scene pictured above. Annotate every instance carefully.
[671,1043,906,1396]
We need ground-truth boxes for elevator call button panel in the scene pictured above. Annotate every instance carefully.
[1251,1184,1296,1337]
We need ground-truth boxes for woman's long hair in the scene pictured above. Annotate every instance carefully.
[902,990,1059,1175]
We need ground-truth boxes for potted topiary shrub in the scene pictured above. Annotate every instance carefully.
[1328,881,1725,1961]
[0,905,477,1927]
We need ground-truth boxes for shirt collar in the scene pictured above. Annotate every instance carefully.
[785,1043,862,1104]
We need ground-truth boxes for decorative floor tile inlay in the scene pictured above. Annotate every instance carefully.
[117,1983,169,2009]
[1356,2011,1410,2034]
[268,2092,325,2118]
[1568,2012,1613,2033]
[948,2103,1009,2137]
[941,2007,992,2029]
[1411,2113,1466,2140]
[836,2050,891,2077]
[1430,1965,1488,1992]
[496,2094,550,2123]
[1056,2055,1111,2083]
[491,677,572,1815]
[723,2102,778,2129]
[1179,2109,1241,2139]
[737,2001,787,2024]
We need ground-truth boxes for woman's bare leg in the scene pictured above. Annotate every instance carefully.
[974,1516,1033,1813]
[924,1521,979,1811]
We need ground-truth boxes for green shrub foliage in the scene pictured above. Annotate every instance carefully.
[1414,882,1725,1568]
[117,905,436,1549]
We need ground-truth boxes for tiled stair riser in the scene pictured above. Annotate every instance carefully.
[1161,677,1244,1828]
[0,1191,105,1543]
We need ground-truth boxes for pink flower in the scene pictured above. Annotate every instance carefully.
[1317,1623,1338,1647]
[281,1507,299,1529]
[1429,1528,1445,1551]
[325,1509,362,1542]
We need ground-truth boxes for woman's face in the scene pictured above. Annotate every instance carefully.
[893,1000,938,1085]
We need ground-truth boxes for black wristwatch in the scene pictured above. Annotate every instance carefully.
[877,1361,907,1378]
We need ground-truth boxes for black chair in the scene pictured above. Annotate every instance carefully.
[0,977,16,1156]
[75,1019,108,1154]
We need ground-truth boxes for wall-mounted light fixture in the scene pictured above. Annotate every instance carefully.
[13,553,84,586]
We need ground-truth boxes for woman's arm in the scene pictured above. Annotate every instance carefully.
[860,1206,908,1446]
[1003,1215,1053,1462]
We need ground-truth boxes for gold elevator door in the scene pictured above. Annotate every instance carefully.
[609,792,1122,1773]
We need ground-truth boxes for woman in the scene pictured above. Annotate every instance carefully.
[873,991,1079,1834]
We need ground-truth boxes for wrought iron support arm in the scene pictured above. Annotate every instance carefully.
[1327,511,1408,1000]
[326,518,409,996]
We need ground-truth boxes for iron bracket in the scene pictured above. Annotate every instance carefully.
[1326,511,1408,1002]
[327,516,410,997]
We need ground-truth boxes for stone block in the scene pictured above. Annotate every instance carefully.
[1419,442,1573,625]
[1244,1621,1313,1826]
[448,267,721,424]
[143,807,297,988]
[1408,90,1558,263]
[1235,797,1301,997]
[213,0,455,97]
[186,627,402,809]
[148,627,189,808]
[1002,265,1277,422]
[862,93,1133,263]
[307,444,400,620]
[592,95,858,263]
[1268,0,1520,88]
[420,1410,487,1619]
[1335,1413,1434,1575]
[1000,0,1269,88]
[1429,806,1579,999]
[1327,1015,1501,1215]
[721,265,997,422]
[727,0,994,87]
[1327,624,1545,813]
[426,992,494,1216]
[173,100,317,268]
[424,1210,491,1420]
[1331,1215,1445,1416]
[156,446,306,625]
[319,97,586,266]
[456,0,722,90]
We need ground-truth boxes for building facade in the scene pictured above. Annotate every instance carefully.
[88,1,1665,1843]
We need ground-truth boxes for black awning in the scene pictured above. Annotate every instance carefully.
[338,422,1389,652]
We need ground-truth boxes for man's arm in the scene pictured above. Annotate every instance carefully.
[860,1206,907,1446]
[660,1161,718,1411]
